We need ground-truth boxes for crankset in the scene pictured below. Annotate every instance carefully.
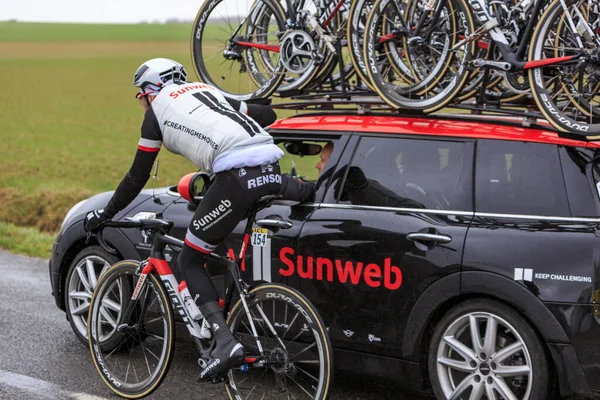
[280,30,323,73]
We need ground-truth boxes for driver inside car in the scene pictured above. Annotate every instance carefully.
[306,141,424,208]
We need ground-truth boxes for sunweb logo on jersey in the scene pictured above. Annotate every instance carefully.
[193,199,233,231]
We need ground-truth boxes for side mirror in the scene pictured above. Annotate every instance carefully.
[284,142,322,156]
[177,172,212,206]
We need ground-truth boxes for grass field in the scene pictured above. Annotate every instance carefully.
[0,21,308,252]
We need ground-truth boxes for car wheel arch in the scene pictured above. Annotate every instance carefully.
[402,271,571,393]
[57,229,140,310]
[58,237,124,310]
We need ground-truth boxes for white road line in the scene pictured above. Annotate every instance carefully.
[0,369,109,400]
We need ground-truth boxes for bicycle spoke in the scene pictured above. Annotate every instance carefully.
[286,373,315,399]
[282,312,299,340]
[137,331,153,376]
[294,364,319,383]
[289,342,317,361]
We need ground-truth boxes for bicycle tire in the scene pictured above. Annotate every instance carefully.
[364,0,475,112]
[225,284,333,400]
[528,0,600,137]
[190,0,287,101]
[347,0,377,90]
[88,260,175,399]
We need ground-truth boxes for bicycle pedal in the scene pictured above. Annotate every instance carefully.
[211,374,229,384]
[196,372,228,384]
[198,358,208,369]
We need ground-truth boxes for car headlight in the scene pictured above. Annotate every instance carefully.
[60,199,87,232]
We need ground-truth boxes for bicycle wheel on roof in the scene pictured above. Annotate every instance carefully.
[191,0,287,101]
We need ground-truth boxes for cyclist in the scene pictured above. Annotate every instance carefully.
[83,58,312,380]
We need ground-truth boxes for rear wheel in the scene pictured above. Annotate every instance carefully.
[225,284,333,400]
[428,299,551,400]
[88,260,175,399]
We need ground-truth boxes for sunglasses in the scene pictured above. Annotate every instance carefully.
[135,91,154,100]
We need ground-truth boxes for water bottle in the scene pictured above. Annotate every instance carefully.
[179,287,212,339]
[180,286,203,319]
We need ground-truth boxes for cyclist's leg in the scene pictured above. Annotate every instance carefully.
[177,161,282,378]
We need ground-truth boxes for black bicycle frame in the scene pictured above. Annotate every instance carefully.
[97,207,260,323]
[468,0,583,70]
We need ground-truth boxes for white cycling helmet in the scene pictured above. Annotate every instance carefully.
[133,58,187,96]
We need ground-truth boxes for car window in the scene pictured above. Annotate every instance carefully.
[331,136,474,210]
[559,146,597,217]
[475,140,569,216]
[273,137,341,182]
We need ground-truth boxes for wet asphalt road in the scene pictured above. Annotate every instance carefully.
[0,250,433,400]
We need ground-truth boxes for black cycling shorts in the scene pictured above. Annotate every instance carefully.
[183,162,282,253]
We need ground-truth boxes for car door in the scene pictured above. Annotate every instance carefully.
[233,132,353,288]
[463,140,600,390]
[295,133,475,356]
[463,140,598,303]
[161,132,353,295]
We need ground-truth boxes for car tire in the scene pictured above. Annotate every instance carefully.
[64,246,119,345]
[428,299,551,400]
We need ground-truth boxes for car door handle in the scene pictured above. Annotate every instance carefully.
[256,219,293,230]
[407,233,452,244]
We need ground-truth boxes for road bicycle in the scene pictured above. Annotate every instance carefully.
[363,0,600,136]
[190,0,369,100]
[86,194,333,399]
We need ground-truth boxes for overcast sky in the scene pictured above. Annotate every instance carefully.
[3,1,202,23]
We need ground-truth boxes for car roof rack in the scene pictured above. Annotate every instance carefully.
[270,90,600,143]
[272,90,549,126]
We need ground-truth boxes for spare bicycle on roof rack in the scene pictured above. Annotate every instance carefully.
[190,0,600,139]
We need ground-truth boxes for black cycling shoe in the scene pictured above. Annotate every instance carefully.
[198,337,245,380]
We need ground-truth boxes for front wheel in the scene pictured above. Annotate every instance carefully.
[364,0,475,112]
[428,299,552,400]
[88,260,175,399]
[190,0,287,101]
[226,284,333,400]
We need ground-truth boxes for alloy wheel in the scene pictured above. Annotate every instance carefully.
[436,311,533,399]
[67,255,113,340]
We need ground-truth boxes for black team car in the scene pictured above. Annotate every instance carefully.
[50,111,600,399]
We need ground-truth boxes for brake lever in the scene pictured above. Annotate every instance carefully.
[96,224,118,255]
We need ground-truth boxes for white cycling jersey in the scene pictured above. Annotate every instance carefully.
[139,82,283,172]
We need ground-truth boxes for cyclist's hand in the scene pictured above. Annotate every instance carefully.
[345,166,368,191]
[84,209,111,233]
